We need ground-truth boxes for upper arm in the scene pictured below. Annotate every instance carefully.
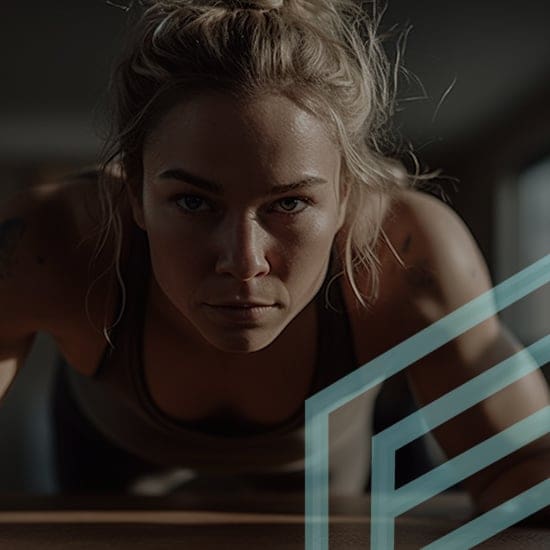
[392,190,550,500]
[0,185,68,371]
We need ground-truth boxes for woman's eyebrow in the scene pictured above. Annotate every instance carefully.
[157,168,328,196]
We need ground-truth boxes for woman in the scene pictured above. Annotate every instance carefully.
[0,0,548,517]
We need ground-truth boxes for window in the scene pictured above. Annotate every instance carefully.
[496,155,550,348]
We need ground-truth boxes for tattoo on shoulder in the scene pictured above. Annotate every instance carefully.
[405,260,436,291]
[0,218,26,280]
[401,233,412,254]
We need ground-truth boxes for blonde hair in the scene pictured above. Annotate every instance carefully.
[94,0,426,341]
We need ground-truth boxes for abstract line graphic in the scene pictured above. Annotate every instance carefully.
[305,254,550,549]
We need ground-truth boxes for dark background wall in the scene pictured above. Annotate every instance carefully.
[2,1,550,257]
[1,0,549,493]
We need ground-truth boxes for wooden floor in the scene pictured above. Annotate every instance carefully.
[0,492,547,549]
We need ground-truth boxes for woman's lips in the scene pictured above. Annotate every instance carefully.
[204,303,277,323]
[208,300,275,307]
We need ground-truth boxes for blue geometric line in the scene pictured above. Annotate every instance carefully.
[370,343,549,547]
[391,406,550,516]
[377,336,549,448]
[422,480,550,549]
[370,434,396,548]
[305,254,550,549]
[306,254,550,418]
[304,407,329,546]
[370,406,550,549]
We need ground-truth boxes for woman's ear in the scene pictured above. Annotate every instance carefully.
[125,180,147,231]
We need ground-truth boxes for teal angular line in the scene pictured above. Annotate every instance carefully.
[307,255,550,417]
[370,404,550,548]
[378,336,549,449]
[391,406,550,516]
[304,407,329,550]
[305,254,550,549]
[371,433,396,549]
[371,336,548,525]
[422,480,550,549]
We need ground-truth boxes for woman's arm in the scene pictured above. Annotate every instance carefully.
[0,185,69,399]
[394,190,549,521]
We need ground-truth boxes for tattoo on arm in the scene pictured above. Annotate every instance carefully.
[0,218,26,280]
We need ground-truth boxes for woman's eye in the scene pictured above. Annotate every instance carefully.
[173,194,312,215]
[272,197,311,215]
[174,195,211,213]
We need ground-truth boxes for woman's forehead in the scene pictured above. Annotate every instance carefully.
[143,91,341,186]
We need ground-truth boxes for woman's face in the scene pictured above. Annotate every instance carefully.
[135,91,348,354]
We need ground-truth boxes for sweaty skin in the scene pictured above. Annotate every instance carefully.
[0,91,548,519]
[129,91,349,364]
[121,91,349,421]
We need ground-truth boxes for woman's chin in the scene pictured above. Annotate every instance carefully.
[204,331,278,354]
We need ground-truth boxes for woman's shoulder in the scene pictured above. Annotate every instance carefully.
[381,186,492,315]
[2,168,134,372]
[0,180,76,329]
[345,185,472,303]
[337,187,450,300]
[339,186,483,363]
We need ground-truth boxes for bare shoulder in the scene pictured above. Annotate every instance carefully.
[0,181,79,374]
[0,169,131,363]
[386,187,496,319]
[0,183,70,330]
[340,187,498,363]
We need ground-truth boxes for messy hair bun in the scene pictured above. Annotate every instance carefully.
[206,0,284,9]
[95,0,415,338]
[244,0,284,8]
[134,0,284,12]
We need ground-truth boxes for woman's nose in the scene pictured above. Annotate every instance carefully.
[214,215,270,281]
